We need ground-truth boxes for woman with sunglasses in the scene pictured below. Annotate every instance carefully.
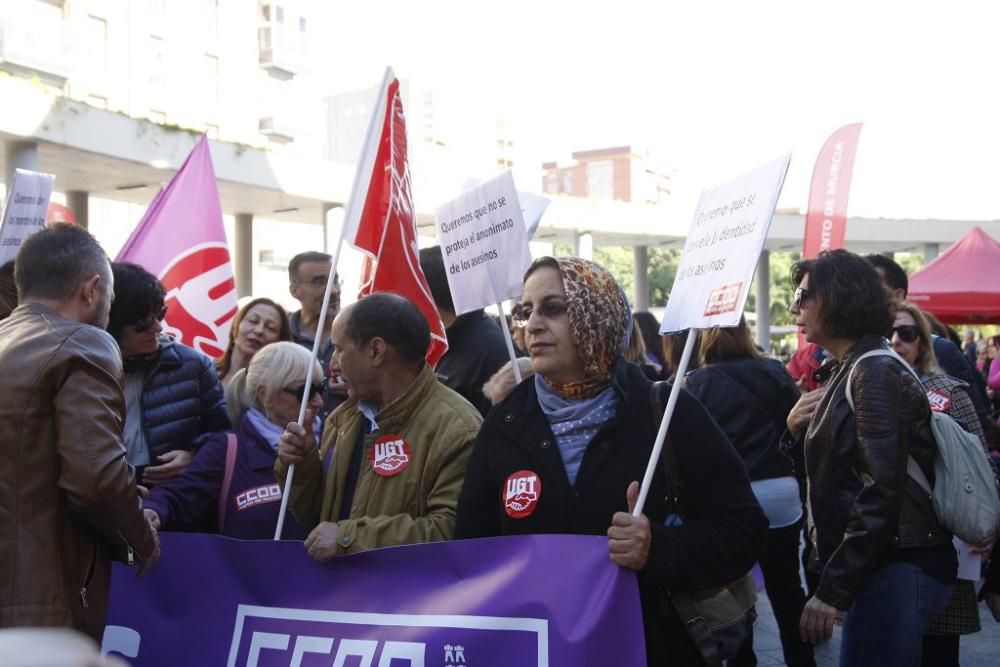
[456,257,767,666]
[107,263,230,486]
[890,302,990,667]
[786,250,954,666]
[143,342,319,539]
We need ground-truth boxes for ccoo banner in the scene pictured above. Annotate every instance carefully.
[102,533,645,666]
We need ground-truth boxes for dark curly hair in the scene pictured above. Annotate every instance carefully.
[107,262,166,342]
[791,249,892,340]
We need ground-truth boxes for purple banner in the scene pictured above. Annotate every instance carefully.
[102,533,645,666]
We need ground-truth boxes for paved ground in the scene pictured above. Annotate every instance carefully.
[751,590,1000,666]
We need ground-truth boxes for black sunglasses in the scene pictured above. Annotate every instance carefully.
[282,381,326,401]
[789,286,811,312]
[892,325,919,344]
[131,306,168,333]
[512,300,569,327]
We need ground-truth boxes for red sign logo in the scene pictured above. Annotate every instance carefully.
[504,470,541,519]
[158,243,238,359]
[704,282,743,317]
[926,389,952,413]
[371,435,411,476]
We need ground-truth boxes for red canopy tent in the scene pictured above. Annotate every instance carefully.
[908,226,1000,324]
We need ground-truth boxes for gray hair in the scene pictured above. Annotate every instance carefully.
[225,341,324,423]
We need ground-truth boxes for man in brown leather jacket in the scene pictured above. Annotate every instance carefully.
[0,225,160,640]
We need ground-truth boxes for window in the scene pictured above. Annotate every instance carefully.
[299,16,307,32]
[85,15,108,72]
[275,5,284,23]
[203,53,219,105]
[586,160,614,200]
[545,174,559,194]
[562,171,573,194]
[149,35,167,89]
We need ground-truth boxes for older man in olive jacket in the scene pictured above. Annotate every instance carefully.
[277,293,481,558]
[0,225,159,640]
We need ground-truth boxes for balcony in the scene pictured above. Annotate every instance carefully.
[258,23,306,79]
[0,17,75,85]
[259,115,295,144]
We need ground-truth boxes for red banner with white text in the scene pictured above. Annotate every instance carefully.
[801,123,863,258]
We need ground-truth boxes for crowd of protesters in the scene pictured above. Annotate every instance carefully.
[1,223,999,667]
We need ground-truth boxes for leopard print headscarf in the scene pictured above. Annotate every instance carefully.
[545,257,632,399]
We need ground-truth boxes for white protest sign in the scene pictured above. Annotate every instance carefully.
[0,169,55,265]
[660,154,790,333]
[461,178,551,239]
[436,170,533,314]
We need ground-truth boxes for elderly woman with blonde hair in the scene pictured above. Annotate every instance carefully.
[144,341,323,540]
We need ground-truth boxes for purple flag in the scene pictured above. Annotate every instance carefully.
[102,533,646,666]
[117,135,237,359]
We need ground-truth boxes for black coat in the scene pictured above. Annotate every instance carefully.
[435,310,512,417]
[684,357,798,481]
[455,360,767,666]
[789,336,949,610]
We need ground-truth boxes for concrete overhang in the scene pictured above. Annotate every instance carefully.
[0,76,356,225]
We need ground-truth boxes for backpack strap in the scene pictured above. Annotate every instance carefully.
[218,433,238,532]
[843,348,933,495]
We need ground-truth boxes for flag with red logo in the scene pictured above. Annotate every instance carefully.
[801,123,863,258]
[341,68,448,367]
[116,135,238,359]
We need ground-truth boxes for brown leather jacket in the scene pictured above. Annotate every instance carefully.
[803,336,949,610]
[0,303,157,639]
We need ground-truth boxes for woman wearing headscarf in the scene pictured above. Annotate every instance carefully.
[456,257,767,666]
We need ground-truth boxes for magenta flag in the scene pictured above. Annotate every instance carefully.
[117,135,237,358]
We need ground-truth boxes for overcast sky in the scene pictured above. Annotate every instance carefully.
[315,1,1000,222]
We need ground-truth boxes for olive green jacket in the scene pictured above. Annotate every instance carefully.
[276,364,481,554]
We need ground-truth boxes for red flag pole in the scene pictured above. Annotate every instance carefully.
[274,67,395,540]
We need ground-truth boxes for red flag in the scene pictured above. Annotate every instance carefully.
[801,123,863,258]
[346,70,448,366]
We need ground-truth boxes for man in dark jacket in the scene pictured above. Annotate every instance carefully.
[108,263,230,486]
[0,225,159,639]
[287,251,345,418]
[419,245,512,416]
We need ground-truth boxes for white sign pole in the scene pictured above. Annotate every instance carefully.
[274,67,395,540]
[496,300,523,384]
[632,330,697,517]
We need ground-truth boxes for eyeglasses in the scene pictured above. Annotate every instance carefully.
[295,275,340,289]
[131,306,168,333]
[512,300,568,327]
[282,382,325,401]
[891,325,919,344]
[789,287,811,312]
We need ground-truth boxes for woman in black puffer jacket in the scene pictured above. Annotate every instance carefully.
[108,262,230,487]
